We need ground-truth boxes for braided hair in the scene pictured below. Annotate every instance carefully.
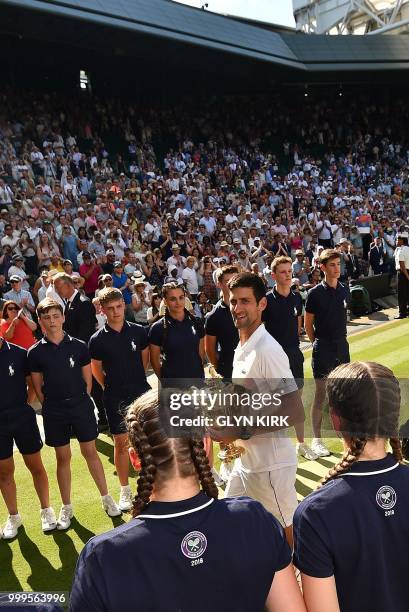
[126,389,218,517]
[320,361,402,486]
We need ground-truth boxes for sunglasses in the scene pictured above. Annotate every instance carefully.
[10,280,20,284]
[6,306,19,311]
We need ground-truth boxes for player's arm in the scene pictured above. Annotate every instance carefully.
[141,346,150,372]
[199,337,205,363]
[301,575,340,612]
[91,359,105,389]
[204,334,218,369]
[149,343,161,378]
[30,371,44,404]
[26,375,37,404]
[82,363,92,395]
[265,564,306,612]
[304,312,315,343]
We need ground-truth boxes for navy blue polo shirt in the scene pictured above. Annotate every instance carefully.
[149,314,205,380]
[0,341,28,412]
[88,321,150,397]
[204,300,239,378]
[28,335,90,401]
[262,288,302,351]
[70,493,291,612]
[293,454,409,612]
[305,281,349,340]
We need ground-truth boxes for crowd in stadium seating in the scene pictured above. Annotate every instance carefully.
[0,86,408,324]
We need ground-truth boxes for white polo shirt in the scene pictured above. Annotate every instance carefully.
[232,324,297,474]
[181,266,198,295]
[396,245,409,270]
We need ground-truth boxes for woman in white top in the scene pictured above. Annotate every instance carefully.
[132,278,151,325]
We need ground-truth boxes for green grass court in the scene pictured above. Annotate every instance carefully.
[1,318,408,596]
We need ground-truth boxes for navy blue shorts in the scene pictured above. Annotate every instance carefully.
[286,348,304,389]
[103,393,135,435]
[42,394,98,447]
[0,405,43,460]
[311,338,350,379]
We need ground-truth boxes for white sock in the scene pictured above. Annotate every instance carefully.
[121,485,131,492]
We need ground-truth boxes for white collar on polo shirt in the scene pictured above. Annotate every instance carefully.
[237,322,266,352]
[343,462,399,477]
[138,497,214,519]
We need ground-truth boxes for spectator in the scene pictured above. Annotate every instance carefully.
[79,252,102,300]
[0,300,37,349]
[53,273,97,343]
[4,276,36,318]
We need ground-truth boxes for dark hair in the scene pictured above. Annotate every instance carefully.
[319,248,340,266]
[218,265,239,282]
[2,300,19,319]
[161,283,199,350]
[126,389,218,516]
[37,298,64,317]
[321,362,402,486]
[227,272,266,303]
[150,292,161,316]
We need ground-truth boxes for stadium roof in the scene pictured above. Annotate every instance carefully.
[3,0,409,72]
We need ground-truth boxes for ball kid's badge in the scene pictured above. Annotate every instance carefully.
[181,530,207,559]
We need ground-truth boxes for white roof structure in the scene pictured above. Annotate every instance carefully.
[293,0,409,34]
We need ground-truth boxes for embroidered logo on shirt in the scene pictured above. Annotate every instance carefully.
[131,340,137,351]
[293,306,298,316]
[181,530,207,559]
[69,357,75,368]
[376,485,397,511]
[9,364,14,377]
[343,300,347,309]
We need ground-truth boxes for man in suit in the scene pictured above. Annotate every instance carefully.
[53,273,96,343]
[345,244,361,280]
[53,273,106,430]
[369,237,386,275]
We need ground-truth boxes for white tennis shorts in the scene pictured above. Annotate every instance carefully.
[225,465,298,527]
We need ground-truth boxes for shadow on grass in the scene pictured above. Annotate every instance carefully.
[52,530,80,591]
[70,517,95,545]
[95,437,114,465]
[0,538,23,591]
[295,479,314,498]
[297,467,322,482]
[16,526,68,592]
[317,455,342,469]
[108,515,127,529]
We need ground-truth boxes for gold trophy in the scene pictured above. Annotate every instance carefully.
[208,366,245,467]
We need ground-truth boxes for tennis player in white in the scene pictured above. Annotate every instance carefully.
[225,272,299,547]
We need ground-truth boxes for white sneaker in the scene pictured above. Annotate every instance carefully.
[311,438,331,457]
[118,486,133,512]
[102,495,122,517]
[41,507,57,532]
[57,504,73,530]
[3,514,22,539]
[297,442,318,461]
